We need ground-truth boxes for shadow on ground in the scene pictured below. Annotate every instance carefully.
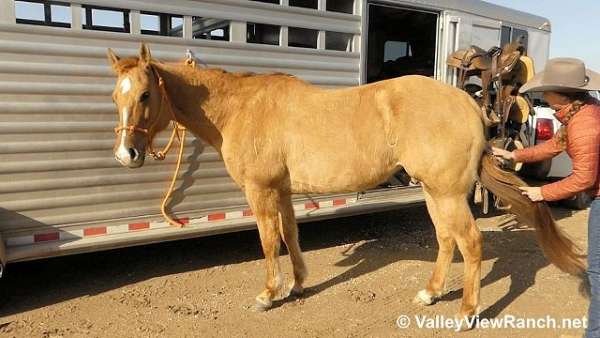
[0,204,585,321]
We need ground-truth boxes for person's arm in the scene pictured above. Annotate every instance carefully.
[513,132,563,163]
[541,123,600,201]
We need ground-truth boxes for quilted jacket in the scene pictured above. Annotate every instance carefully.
[513,98,600,201]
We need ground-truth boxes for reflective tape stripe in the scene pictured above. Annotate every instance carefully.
[128,222,149,231]
[34,232,59,242]
[207,213,226,221]
[5,198,354,247]
[83,227,106,237]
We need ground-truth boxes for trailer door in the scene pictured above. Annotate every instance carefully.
[364,3,439,84]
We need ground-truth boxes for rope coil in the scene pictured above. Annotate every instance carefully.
[156,123,187,228]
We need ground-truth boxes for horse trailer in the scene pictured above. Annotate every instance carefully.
[0,0,550,269]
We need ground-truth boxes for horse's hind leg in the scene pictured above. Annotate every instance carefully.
[444,194,482,319]
[277,193,308,296]
[413,187,457,305]
[245,185,284,311]
[416,191,482,321]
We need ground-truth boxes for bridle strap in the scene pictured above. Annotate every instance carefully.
[114,126,149,135]
[113,64,187,160]
[113,59,192,228]
[147,65,187,160]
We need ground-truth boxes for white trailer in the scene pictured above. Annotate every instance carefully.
[0,0,551,270]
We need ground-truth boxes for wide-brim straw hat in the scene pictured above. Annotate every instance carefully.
[519,57,600,93]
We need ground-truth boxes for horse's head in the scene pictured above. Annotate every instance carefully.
[107,44,170,168]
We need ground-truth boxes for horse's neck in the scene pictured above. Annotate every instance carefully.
[156,64,241,151]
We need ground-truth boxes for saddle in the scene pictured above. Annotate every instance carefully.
[447,40,532,131]
[448,44,522,76]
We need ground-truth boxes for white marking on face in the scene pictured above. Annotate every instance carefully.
[120,77,132,94]
[115,107,130,165]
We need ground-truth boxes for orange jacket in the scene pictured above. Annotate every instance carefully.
[513,99,600,201]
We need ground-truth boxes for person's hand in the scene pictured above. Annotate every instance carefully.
[519,186,544,202]
[491,147,515,161]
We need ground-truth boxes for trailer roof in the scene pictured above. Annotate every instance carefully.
[388,0,551,32]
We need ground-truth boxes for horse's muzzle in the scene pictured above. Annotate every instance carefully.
[115,147,145,168]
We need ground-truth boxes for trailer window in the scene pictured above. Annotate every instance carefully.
[50,3,70,24]
[366,5,437,83]
[15,0,71,28]
[327,0,355,14]
[500,25,528,53]
[82,6,130,33]
[511,28,528,53]
[289,0,318,10]
[288,27,318,49]
[501,26,511,47]
[141,12,183,37]
[250,0,280,4]
[247,23,280,45]
[326,31,353,51]
[384,41,410,61]
[192,17,230,40]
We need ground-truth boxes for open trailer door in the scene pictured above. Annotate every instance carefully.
[364,2,439,84]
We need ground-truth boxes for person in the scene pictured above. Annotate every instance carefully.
[492,58,600,338]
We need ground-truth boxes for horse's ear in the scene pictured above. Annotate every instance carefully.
[107,48,121,73]
[139,43,151,65]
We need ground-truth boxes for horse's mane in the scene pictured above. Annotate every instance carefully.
[115,57,298,82]
[209,67,298,80]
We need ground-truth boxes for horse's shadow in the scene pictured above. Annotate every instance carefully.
[272,204,586,317]
[0,203,586,321]
[162,137,205,211]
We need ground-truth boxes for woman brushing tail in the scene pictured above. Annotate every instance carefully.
[493,58,600,338]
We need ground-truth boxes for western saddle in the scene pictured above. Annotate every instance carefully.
[447,39,534,139]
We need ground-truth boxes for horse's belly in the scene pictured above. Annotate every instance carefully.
[287,153,397,194]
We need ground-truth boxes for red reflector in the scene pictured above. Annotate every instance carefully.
[34,232,59,242]
[305,202,319,209]
[333,199,347,206]
[83,227,106,236]
[208,213,225,221]
[175,217,190,225]
[536,118,554,142]
[129,222,149,231]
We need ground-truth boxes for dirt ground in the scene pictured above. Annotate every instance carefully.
[0,203,591,338]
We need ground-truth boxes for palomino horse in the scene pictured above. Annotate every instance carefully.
[107,44,584,320]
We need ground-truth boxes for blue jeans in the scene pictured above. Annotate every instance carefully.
[587,198,600,338]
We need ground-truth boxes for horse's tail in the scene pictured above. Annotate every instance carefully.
[478,152,586,276]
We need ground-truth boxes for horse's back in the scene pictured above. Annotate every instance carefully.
[223,74,485,194]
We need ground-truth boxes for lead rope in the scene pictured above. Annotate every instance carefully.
[159,123,186,228]
[150,57,195,228]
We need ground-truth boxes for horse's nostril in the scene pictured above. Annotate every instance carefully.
[128,148,139,161]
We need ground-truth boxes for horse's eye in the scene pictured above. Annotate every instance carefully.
[140,91,150,102]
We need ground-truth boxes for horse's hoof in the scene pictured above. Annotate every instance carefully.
[454,314,475,332]
[288,284,304,298]
[252,302,270,312]
[454,306,481,331]
[253,297,272,312]
[412,289,436,306]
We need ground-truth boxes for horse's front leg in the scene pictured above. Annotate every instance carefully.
[245,185,284,311]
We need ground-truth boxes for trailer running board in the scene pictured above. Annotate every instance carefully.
[5,186,424,263]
